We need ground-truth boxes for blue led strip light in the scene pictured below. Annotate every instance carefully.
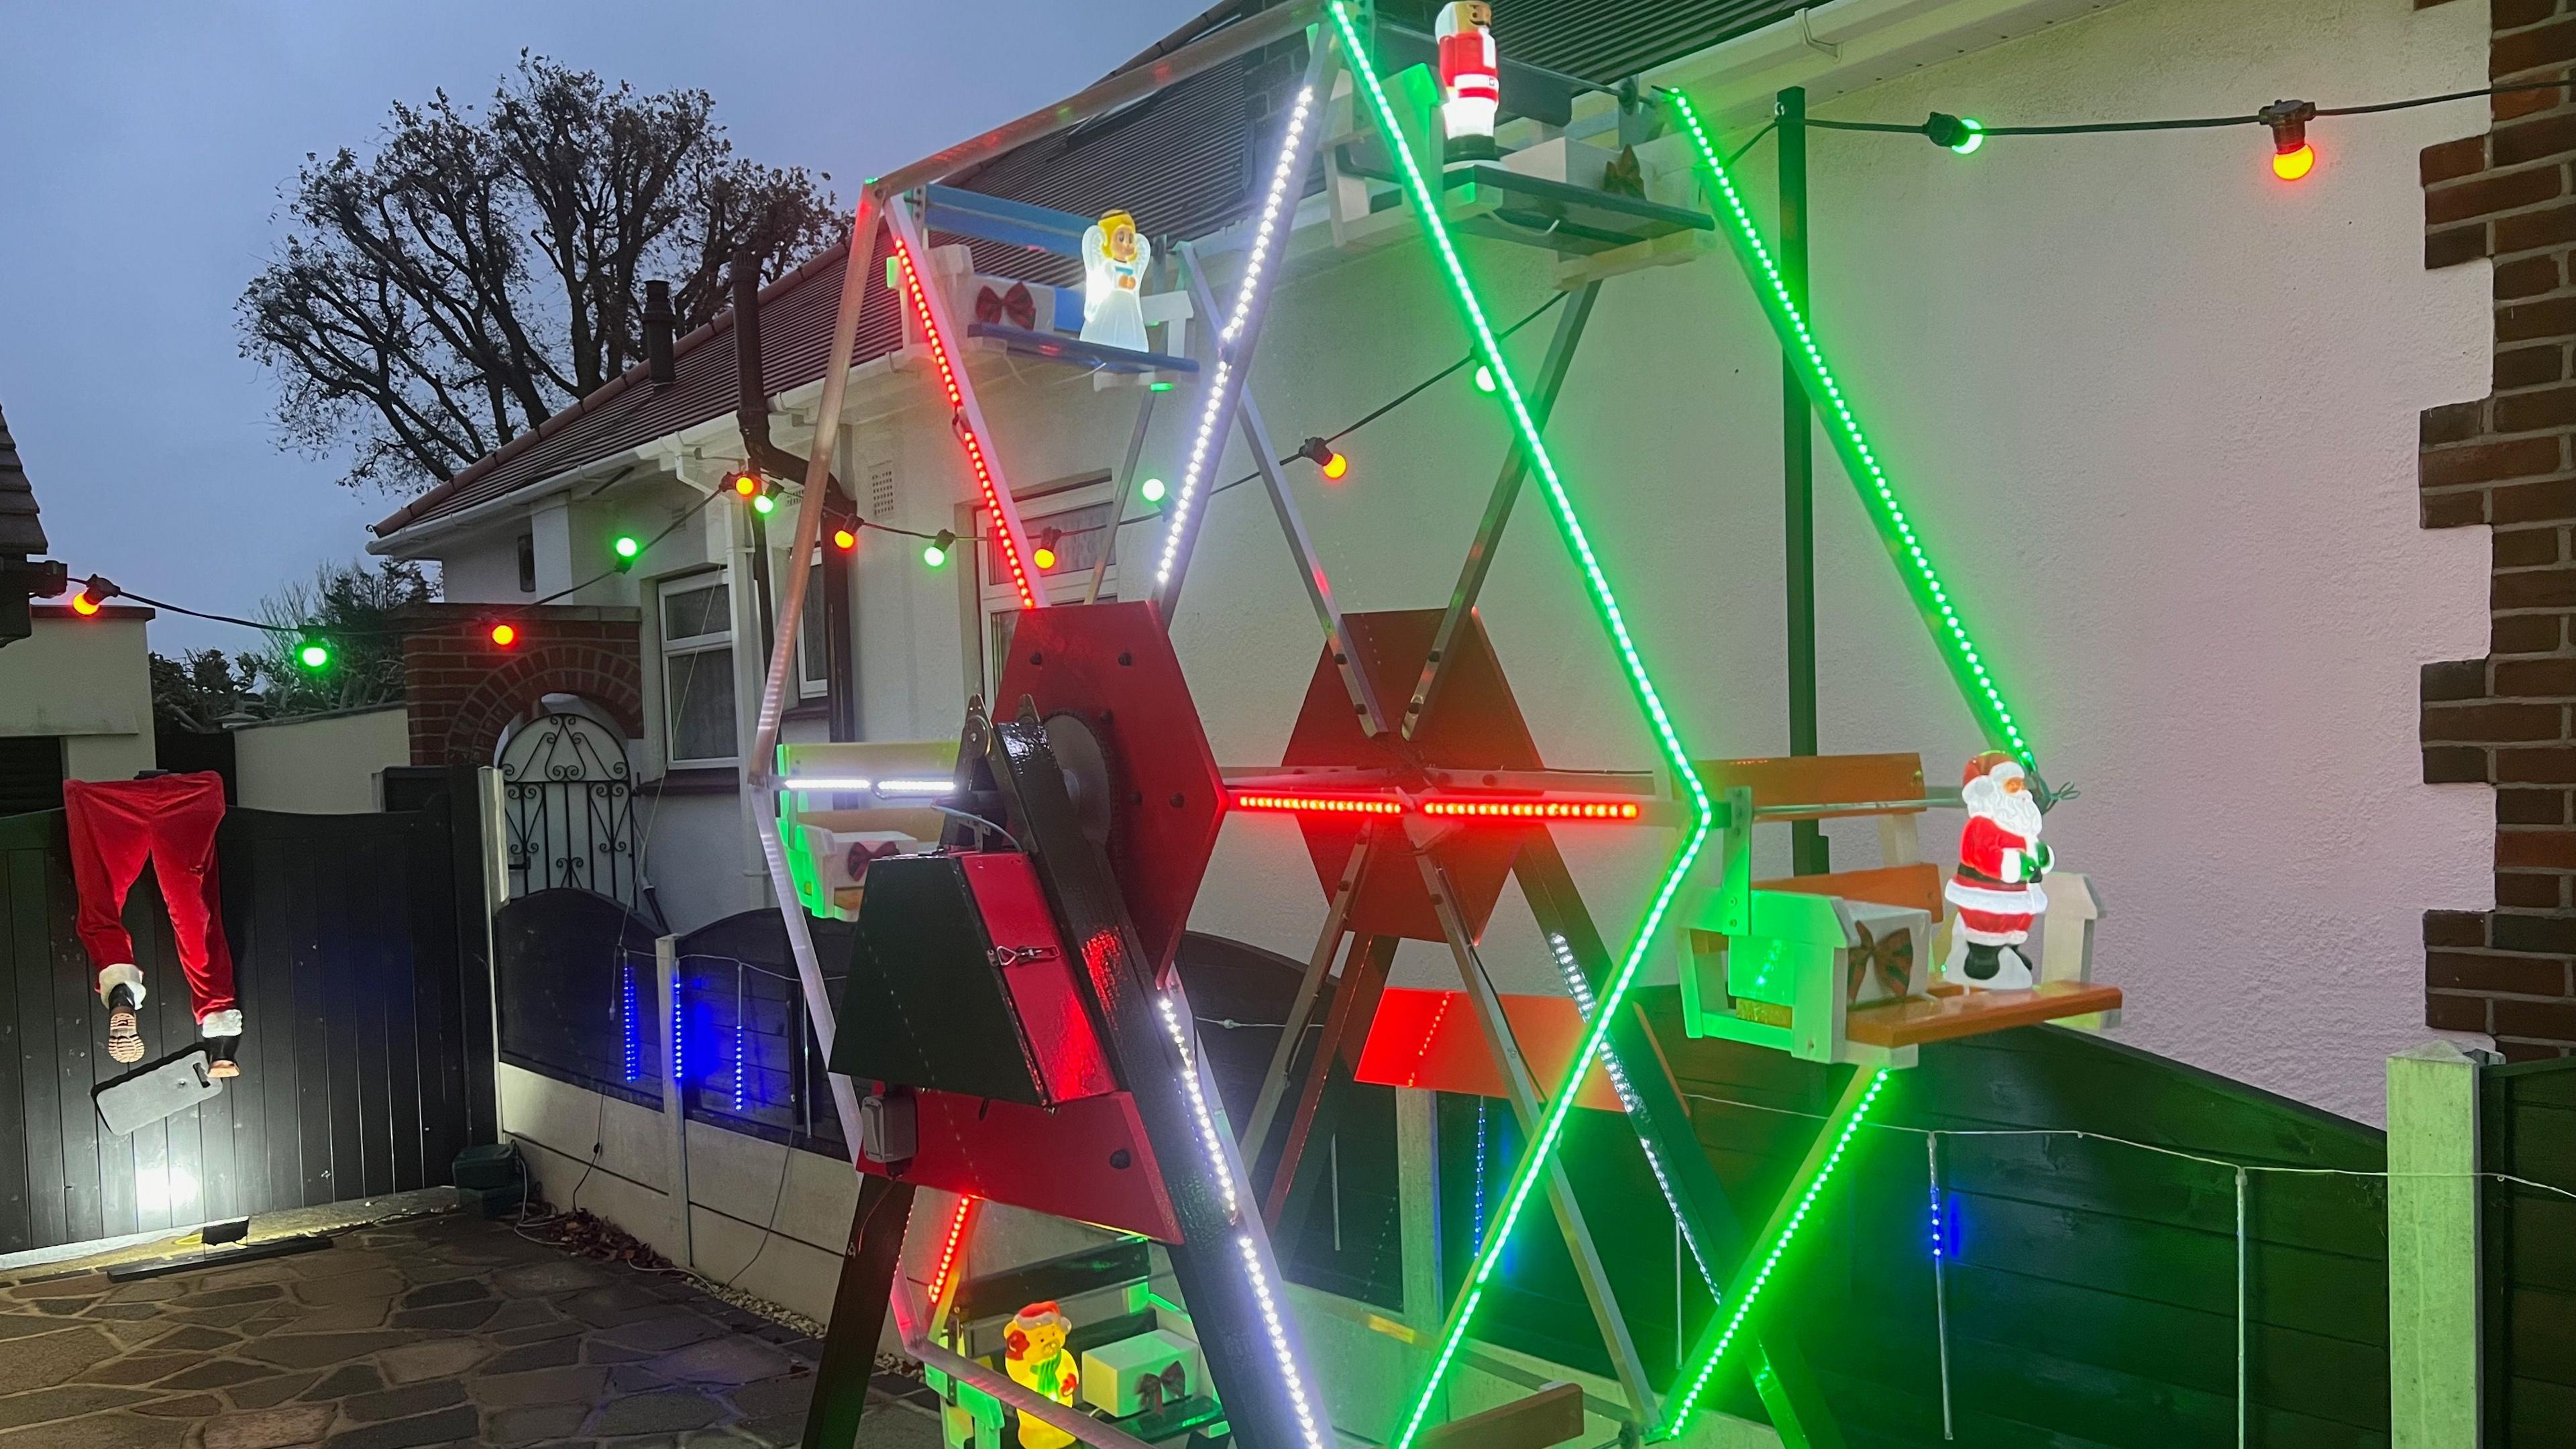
[1666,90,2037,772]
[1320,7,1716,1445]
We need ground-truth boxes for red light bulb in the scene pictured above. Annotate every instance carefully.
[490,623,518,648]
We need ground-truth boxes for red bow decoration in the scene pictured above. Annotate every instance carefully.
[1601,145,1645,199]
[1846,920,1915,1002]
[1135,1361,1189,1413]
[844,839,903,883]
[975,281,1037,331]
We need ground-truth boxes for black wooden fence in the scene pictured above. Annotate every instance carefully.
[1433,997,2395,1449]
[2481,1055,2576,1446]
[0,788,492,1255]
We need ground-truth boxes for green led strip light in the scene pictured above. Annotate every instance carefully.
[1320,8,1715,1446]
[1661,1069,1889,1436]
[1667,90,2035,771]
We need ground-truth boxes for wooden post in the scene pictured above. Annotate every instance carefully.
[2387,1040,2480,1448]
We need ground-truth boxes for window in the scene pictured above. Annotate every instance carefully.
[0,736,64,815]
[797,551,828,701]
[659,574,737,765]
[516,532,536,594]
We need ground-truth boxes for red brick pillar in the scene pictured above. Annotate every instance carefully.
[401,604,645,766]
[2418,0,2576,1057]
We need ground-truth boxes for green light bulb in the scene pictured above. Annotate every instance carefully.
[1951,119,1986,155]
[921,543,947,568]
[297,640,330,670]
[613,535,641,561]
[752,494,775,516]
[1474,364,1496,394]
[1139,477,1167,504]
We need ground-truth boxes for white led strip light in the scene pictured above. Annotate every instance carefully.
[1156,991,1328,1449]
[1155,994,1241,1222]
[1548,932,1719,1291]
[1153,83,1318,590]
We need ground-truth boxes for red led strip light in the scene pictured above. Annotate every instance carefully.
[1229,792,1641,821]
[892,241,1040,610]
[1233,792,1405,816]
[926,1193,975,1309]
[1420,800,1640,820]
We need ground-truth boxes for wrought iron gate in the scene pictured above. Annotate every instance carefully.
[496,700,639,904]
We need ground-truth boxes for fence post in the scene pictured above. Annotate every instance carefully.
[477,767,510,1138]
[2387,1040,2479,1448]
[657,934,696,1272]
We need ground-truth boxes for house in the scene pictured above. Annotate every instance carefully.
[364,0,2544,1438]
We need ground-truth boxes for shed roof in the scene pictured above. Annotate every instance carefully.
[0,403,48,557]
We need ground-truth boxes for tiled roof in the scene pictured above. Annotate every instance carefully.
[376,0,1817,541]
[0,403,47,557]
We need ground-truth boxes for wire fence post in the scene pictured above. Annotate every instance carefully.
[2235,1165,2249,1449]
[1929,1132,1954,1440]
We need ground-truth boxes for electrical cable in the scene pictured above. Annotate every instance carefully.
[1784,74,2573,140]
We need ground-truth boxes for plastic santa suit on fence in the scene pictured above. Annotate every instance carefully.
[1943,751,2051,991]
[64,772,245,1075]
[1078,211,1152,354]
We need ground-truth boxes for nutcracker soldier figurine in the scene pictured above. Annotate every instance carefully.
[1434,3,1501,165]
[1943,751,2053,989]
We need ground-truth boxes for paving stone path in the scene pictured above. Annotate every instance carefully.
[0,1211,941,1448]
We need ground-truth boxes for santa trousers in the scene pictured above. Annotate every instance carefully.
[62,773,238,1030]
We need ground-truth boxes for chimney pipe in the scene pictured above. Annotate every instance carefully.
[643,280,676,386]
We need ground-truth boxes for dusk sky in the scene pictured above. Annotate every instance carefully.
[0,1,1210,655]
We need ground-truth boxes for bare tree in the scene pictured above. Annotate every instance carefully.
[240,55,841,492]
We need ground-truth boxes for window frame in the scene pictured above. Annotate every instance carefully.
[656,569,740,768]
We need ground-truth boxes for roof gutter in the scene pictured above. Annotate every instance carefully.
[363,442,674,557]
[1642,0,2127,123]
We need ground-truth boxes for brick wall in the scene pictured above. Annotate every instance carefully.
[2418,0,2576,1058]
[401,604,644,767]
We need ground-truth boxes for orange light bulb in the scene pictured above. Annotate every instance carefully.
[2273,142,2315,182]
[1321,449,1349,482]
[733,474,759,497]
[1032,546,1057,570]
[490,623,518,647]
[70,592,100,616]
[833,527,858,551]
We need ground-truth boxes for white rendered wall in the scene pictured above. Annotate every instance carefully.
[830,0,2491,1124]
[229,705,409,813]
[0,609,154,782]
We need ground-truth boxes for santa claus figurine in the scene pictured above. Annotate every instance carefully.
[1436,3,1501,165]
[1943,751,2052,989]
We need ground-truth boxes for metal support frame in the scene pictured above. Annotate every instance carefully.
[1403,282,1601,739]
[1085,386,1160,605]
[1778,87,1825,877]
[1243,832,1378,1156]
[1154,34,1344,617]
[1170,237,1391,734]
[1417,849,1660,1426]
[1260,932,1395,1230]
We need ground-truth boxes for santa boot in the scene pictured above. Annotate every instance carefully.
[201,1008,244,1080]
[1960,941,2003,985]
[1988,944,2036,991]
[99,964,147,1065]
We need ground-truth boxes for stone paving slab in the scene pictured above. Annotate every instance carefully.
[0,1210,941,1448]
